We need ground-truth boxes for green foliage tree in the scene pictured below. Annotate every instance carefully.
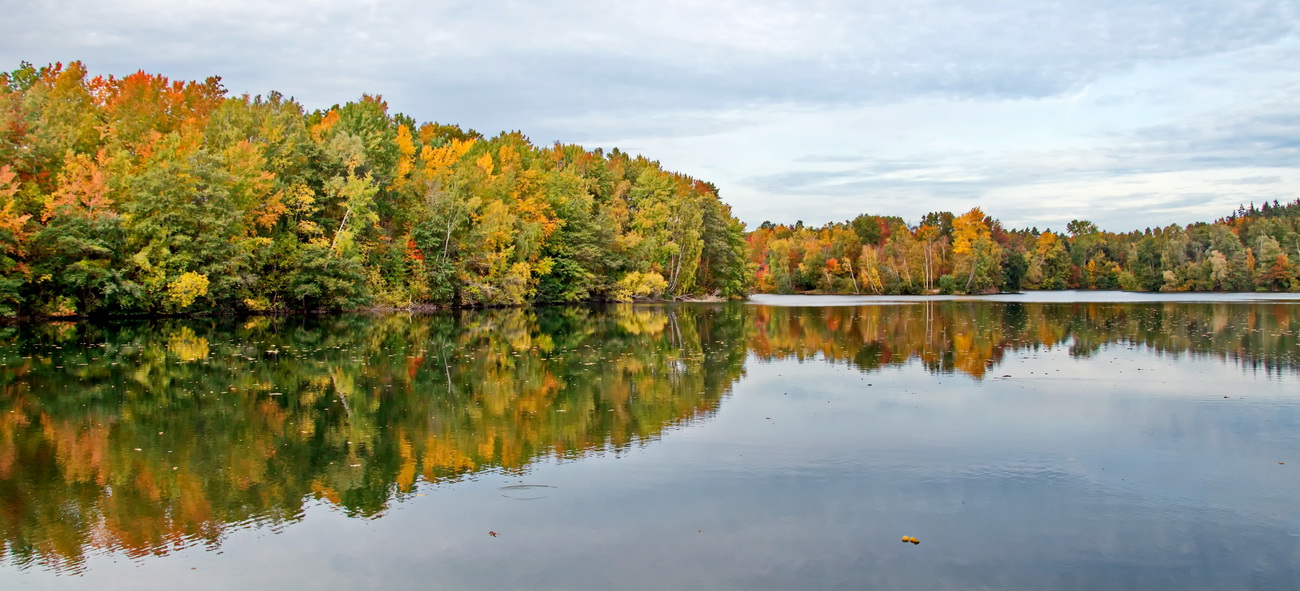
[0,62,752,317]
[749,199,1300,296]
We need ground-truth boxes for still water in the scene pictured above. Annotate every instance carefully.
[1,294,1298,590]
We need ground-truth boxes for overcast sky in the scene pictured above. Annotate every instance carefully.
[4,0,1299,232]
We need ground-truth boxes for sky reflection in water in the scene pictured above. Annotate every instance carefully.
[1,298,1297,590]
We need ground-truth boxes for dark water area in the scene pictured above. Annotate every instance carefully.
[1,295,1298,589]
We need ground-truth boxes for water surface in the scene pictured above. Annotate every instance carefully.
[1,296,1297,589]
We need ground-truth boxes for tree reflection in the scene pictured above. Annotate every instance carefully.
[749,301,1298,378]
[0,305,748,572]
[0,300,1296,571]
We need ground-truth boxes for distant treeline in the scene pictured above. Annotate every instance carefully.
[748,201,1300,294]
[0,62,749,317]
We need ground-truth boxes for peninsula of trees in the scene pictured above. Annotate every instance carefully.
[3,62,1297,318]
[748,202,1300,295]
[0,62,749,317]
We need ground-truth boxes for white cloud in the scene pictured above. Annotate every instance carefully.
[3,0,1298,231]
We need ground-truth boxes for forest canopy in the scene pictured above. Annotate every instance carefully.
[0,62,750,317]
[2,62,1297,317]
[747,202,1300,295]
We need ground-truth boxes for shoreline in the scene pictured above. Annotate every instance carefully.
[12,289,1300,324]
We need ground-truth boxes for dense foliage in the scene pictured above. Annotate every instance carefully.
[0,62,750,317]
[750,203,1300,295]
[3,62,1295,317]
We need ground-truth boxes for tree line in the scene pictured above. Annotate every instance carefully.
[749,201,1300,294]
[4,62,1296,318]
[0,62,750,318]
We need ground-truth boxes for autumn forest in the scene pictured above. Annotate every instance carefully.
[0,62,750,318]
[749,202,1300,296]
[1,62,1298,319]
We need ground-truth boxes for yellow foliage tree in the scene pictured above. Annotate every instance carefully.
[167,271,209,308]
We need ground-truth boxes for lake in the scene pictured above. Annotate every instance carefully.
[2,293,1298,590]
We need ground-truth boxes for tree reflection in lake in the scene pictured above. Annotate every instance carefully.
[751,301,1297,378]
[0,299,1296,574]
[0,305,749,572]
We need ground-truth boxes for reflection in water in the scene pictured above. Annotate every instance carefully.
[752,301,1298,378]
[0,305,749,573]
[0,300,1296,574]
